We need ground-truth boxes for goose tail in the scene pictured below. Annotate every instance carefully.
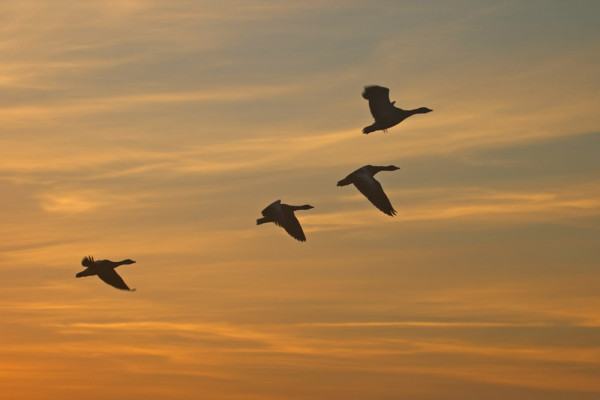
[362,124,377,134]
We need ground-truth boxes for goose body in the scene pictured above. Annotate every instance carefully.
[257,200,314,242]
[337,165,400,216]
[76,256,137,291]
[362,85,432,134]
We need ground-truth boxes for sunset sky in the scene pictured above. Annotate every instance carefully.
[1,1,600,399]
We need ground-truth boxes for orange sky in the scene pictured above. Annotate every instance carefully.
[1,1,600,399]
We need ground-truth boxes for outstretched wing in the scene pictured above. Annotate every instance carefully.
[280,210,307,242]
[353,176,397,216]
[362,85,396,122]
[97,269,135,291]
[261,200,281,217]
[81,255,95,267]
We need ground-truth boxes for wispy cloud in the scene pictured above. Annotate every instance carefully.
[1,2,600,399]
[0,84,302,123]
[293,321,552,328]
[305,183,600,232]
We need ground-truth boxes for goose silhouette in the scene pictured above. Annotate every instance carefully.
[76,256,137,291]
[337,165,400,216]
[257,200,314,242]
[362,85,432,134]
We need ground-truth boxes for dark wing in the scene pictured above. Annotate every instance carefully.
[353,176,397,216]
[97,269,135,291]
[280,210,307,242]
[362,86,396,122]
[261,200,280,217]
[337,174,353,187]
[81,255,95,267]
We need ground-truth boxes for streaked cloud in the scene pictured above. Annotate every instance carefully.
[304,183,600,233]
[1,1,600,399]
[0,84,302,124]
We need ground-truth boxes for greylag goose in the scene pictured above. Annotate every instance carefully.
[337,165,400,216]
[362,85,432,134]
[257,200,314,241]
[76,256,137,291]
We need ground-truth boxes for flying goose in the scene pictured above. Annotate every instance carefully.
[362,85,432,134]
[337,165,400,216]
[76,256,137,291]
[257,200,314,242]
